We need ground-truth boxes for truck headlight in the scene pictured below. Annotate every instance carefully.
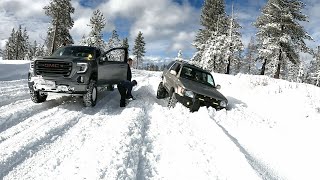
[185,90,194,98]
[219,100,227,108]
[29,61,34,70]
[77,62,88,73]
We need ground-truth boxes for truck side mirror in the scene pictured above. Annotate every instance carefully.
[216,84,221,89]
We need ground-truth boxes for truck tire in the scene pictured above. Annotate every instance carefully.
[30,88,48,103]
[156,82,167,99]
[83,80,97,107]
[190,100,200,112]
[167,91,177,108]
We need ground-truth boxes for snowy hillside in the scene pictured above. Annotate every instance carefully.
[0,60,320,180]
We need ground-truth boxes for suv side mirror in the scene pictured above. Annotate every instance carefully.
[170,70,177,76]
[216,84,221,89]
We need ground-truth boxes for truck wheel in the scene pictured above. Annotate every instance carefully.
[83,80,97,107]
[30,88,48,103]
[190,100,200,112]
[167,91,177,108]
[156,82,167,99]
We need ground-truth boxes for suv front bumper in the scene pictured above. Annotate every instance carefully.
[175,93,225,110]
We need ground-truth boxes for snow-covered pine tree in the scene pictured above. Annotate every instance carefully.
[132,31,146,69]
[254,0,312,79]
[28,40,38,60]
[3,28,16,60]
[84,9,106,50]
[243,37,258,74]
[225,4,243,74]
[14,25,25,60]
[22,27,30,60]
[305,46,320,86]
[107,30,121,50]
[175,50,183,61]
[194,0,238,74]
[44,0,74,54]
[122,37,129,51]
[193,0,228,56]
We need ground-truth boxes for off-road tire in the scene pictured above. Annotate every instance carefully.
[167,91,177,108]
[190,100,200,112]
[30,88,48,103]
[83,80,97,107]
[156,82,167,99]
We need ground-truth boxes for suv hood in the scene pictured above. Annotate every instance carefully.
[179,78,227,101]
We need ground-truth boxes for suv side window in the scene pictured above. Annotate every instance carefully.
[170,63,181,74]
[166,61,175,69]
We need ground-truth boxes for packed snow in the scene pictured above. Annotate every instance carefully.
[0,60,320,180]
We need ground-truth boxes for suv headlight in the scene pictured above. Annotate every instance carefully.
[219,100,227,108]
[77,62,88,73]
[185,90,194,98]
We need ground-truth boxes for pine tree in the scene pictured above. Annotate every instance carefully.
[3,28,16,60]
[122,38,129,51]
[175,50,183,61]
[225,5,243,74]
[107,30,121,49]
[254,0,312,79]
[193,0,243,74]
[193,0,228,66]
[3,26,30,60]
[83,9,106,50]
[44,0,74,54]
[132,31,146,69]
[243,37,258,74]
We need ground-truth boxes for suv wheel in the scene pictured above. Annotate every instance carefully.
[83,80,97,107]
[168,92,177,108]
[156,82,167,99]
[30,88,48,103]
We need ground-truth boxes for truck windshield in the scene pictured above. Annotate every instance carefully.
[52,46,95,60]
[180,66,215,87]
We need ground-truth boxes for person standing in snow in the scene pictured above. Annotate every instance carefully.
[117,80,137,107]
[127,58,133,81]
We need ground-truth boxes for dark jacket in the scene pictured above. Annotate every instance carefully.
[118,80,134,98]
[127,64,132,81]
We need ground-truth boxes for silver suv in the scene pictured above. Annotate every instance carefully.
[156,60,228,112]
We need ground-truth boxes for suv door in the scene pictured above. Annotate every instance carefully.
[98,47,128,85]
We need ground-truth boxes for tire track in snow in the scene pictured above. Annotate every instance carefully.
[0,80,30,107]
[0,103,84,178]
[3,88,145,179]
[210,108,281,180]
[0,96,75,136]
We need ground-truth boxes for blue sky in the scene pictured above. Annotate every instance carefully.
[1,0,319,60]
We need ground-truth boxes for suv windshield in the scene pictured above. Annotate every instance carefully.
[180,66,215,87]
[52,46,95,60]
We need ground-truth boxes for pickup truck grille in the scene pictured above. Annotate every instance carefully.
[35,61,72,76]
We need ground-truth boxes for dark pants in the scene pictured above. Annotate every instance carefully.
[117,84,126,107]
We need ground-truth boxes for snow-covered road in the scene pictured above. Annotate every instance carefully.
[1,61,320,180]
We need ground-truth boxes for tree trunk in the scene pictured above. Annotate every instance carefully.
[260,59,267,75]
[51,24,58,54]
[226,56,231,74]
[274,49,282,79]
